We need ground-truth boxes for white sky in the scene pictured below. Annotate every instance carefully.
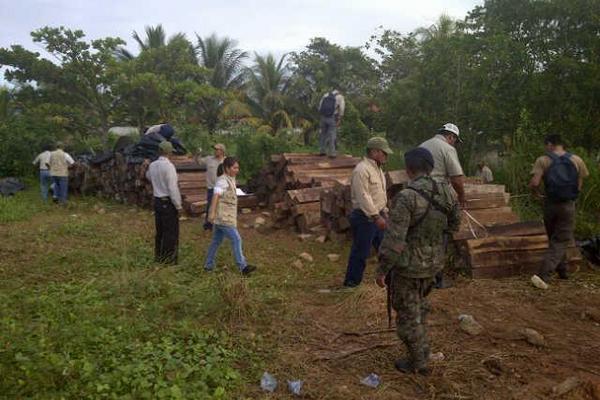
[1,0,483,60]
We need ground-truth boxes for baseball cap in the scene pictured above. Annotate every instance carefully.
[213,143,226,152]
[367,136,393,154]
[439,123,462,142]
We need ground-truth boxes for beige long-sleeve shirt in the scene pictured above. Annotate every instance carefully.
[351,157,388,217]
[146,156,182,210]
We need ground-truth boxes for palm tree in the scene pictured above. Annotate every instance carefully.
[415,14,457,43]
[245,53,293,133]
[195,34,248,90]
[114,25,195,62]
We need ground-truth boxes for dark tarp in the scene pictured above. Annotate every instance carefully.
[0,177,26,196]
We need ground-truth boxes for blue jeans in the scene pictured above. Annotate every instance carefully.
[344,209,385,287]
[203,189,214,230]
[204,224,247,271]
[39,170,52,201]
[52,176,69,204]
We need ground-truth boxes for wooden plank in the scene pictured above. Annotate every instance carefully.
[177,172,207,182]
[472,260,583,279]
[464,194,509,210]
[292,201,321,216]
[464,184,506,194]
[466,235,549,254]
[178,181,207,190]
[386,170,409,187]
[469,246,581,268]
[454,221,545,241]
[286,187,326,204]
[238,194,258,209]
[460,207,519,227]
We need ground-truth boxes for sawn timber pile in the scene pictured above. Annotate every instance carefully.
[248,153,410,233]
[454,183,583,278]
[70,154,257,215]
[249,153,360,233]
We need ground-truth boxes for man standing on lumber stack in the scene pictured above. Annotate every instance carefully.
[376,148,460,375]
[197,143,226,231]
[48,142,75,205]
[318,89,345,158]
[146,141,183,265]
[342,137,392,288]
[530,134,589,283]
[419,123,465,288]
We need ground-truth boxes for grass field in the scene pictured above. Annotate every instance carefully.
[2,188,600,399]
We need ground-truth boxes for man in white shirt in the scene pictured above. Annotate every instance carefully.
[48,142,75,204]
[318,89,345,158]
[146,141,183,264]
[32,144,52,201]
[196,143,226,230]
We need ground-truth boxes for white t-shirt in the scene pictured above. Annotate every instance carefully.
[214,175,235,195]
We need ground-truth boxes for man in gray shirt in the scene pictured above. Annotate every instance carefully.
[419,123,465,289]
[197,143,226,230]
[419,123,466,207]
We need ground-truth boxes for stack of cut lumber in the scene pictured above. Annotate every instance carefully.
[459,183,518,236]
[249,153,361,206]
[454,183,582,278]
[456,221,582,278]
[71,154,258,216]
[320,170,409,233]
[249,153,362,232]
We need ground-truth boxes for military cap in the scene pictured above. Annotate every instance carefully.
[367,136,393,154]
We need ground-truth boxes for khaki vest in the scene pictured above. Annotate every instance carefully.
[49,150,69,177]
[215,176,238,227]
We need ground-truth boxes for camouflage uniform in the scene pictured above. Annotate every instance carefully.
[378,175,460,370]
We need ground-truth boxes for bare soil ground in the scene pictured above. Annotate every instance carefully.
[238,217,600,400]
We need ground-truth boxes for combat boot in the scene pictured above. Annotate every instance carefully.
[394,359,430,376]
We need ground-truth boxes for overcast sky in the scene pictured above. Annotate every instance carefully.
[2,0,483,60]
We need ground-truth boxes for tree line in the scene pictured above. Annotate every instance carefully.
[1,0,598,176]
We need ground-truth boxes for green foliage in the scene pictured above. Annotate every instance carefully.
[339,102,370,148]
[493,110,600,237]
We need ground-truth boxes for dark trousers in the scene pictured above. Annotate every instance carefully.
[539,200,575,279]
[203,188,214,230]
[343,209,385,286]
[154,197,179,264]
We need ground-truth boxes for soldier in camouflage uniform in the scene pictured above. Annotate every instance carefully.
[376,148,460,374]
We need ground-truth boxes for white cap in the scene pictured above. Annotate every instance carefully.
[440,122,461,142]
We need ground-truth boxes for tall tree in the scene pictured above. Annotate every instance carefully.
[195,33,248,90]
[245,53,292,133]
[0,27,124,142]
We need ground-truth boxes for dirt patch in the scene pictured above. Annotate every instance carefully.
[260,267,600,399]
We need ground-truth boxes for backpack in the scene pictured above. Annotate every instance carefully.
[319,92,337,117]
[543,152,579,202]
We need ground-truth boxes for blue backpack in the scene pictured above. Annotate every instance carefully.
[544,152,579,202]
[319,92,337,117]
